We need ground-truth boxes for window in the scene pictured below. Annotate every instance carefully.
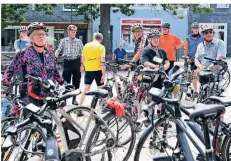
[54,29,64,50]
[63,4,76,11]
[32,4,35,10]
[1,27,19,52]
[200,4,210,8]
[217,4,229,8]
[120,19,162,52]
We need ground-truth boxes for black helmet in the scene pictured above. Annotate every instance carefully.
[67,25,77,31]
[191,22,199,28]
[27,22,46,37]
[147,30,160,38]
[162,22,170,28]
[130,23,143,32]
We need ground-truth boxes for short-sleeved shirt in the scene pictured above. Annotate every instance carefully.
[195,38,226,67]
[57,37,83,60]
[141,45,168,65]
[134,36,149,54]
[82,40,105,71]
[114,48,127,60]
[184,34,204,58]
[159,33,183,61]
[14,39,30,51]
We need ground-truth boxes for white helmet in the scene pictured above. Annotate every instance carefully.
[200,24,213,33]
[18,26,28,33]
[67,25,77,31]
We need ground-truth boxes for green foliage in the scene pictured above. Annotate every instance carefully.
[1,4,57,27]
[152,4,214,19]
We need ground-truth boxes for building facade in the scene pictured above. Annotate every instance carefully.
[92,4,189,56]
[188,4,231,56]
[1,4,92,52]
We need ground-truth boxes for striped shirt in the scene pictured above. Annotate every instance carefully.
[57,37,83,59]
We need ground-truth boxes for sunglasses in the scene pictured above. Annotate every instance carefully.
[203,30,213,35]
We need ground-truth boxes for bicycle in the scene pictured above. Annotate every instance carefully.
[134,68,231,161]
[2,74,136,161]
[197,57,230,103]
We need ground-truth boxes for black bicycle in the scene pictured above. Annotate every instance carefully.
[134,67,231,161]
[197,57,230,103]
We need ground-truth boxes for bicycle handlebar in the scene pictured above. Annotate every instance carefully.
[26,75,51,89]
[3,54,14,60]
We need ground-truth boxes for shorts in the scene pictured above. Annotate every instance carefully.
[84,70,104,86]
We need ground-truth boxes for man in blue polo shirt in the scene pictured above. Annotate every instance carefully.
[112,43,127,62]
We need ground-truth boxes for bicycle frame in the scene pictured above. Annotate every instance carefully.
[162,102,215,161]
[46,97,118,157]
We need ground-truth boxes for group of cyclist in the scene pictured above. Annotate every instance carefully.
[1,20,227,118]
[129,22,226,96]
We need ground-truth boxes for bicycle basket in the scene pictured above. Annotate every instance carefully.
[198,70,215,84]
[106,97,125,117]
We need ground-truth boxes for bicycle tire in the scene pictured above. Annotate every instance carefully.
[221,136,231,161]
[85,111,136,161]
[18,124,46,161]
[134,117,177,161]
[1,117,18,135]
[1,140,16,161]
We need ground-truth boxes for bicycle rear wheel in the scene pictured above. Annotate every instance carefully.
[85,111,135,161]
[134,117,177,161]
[222,136,231,161]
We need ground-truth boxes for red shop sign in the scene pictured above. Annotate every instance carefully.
[143,20,161,25]
[122,20,141,24]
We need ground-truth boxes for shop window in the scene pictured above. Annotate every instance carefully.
[120,19,162,52]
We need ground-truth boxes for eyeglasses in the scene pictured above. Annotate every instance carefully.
[203,30,213,35]
[33,33,46,37]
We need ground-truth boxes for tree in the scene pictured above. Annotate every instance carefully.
[1,4,57,28]
[64,4,135,59]
[2,4,213,58]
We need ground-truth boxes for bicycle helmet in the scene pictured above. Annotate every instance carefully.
[147,30,160,38]
[27,22,46,37]
[162,22,170,28]
[67,25,77,31]
[200,24,213,33]
[130,23,143,32]
[191,22,199,28]
[18,26,28,33]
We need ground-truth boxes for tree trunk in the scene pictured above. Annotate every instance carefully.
[100,4,111,60]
